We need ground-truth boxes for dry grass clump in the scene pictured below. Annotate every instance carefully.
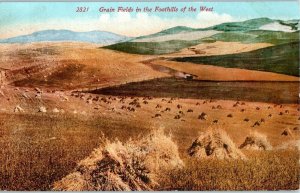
[239,132,272,150]
[160,150,300,190]
[53,129,183,191]
[188,128,245,160]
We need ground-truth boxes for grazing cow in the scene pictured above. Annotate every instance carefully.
[168,100,172,104]
[212,106,216,109]
[293,127,298,131]
[240,109,245,112]
[161,98,167,102]
[233,104,238,108]
[241,102,246,105]
[121,106,127,109]
[174,115,181,119]
[165,107,171,112]
[177,104,182,109]
[279,112,283,115]
[179,111,184,115]
[260,118,265,123]
[187,109,193,113]
[252,121,260,127]
[196,102,200,106]
[285,110,289,114]
[143,101,148,104]
[267,106,271,109]
[203,100,207,104]
[129,107,135,112]
[280,105,283,108]
[256,107,260,110]
[227,114,233,118]
[212,119,218,124]
[136,104,141,108]
[244,118,249,122]
[216,105,222,109]
[268,114,272,117]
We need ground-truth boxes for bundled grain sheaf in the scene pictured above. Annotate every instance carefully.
[53,129,183,191]
[239,132,272,150]
[188,128,246,160]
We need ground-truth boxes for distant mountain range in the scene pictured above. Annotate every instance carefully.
[0,30,130,45]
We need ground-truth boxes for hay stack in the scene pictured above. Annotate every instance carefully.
[281,129,293,137]
[14,105,24,113]
[188,128,245,160]
[53,129,183,191]
[239,132,272,150]
[52,108,60,113]
[38,106,47,113]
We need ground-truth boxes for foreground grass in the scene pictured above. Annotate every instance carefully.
[0,113,147,190]
[0,113,299,190]
[160,150,300,190]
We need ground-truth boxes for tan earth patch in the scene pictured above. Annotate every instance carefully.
[167,41,273,57]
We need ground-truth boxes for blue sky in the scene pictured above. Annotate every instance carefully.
[0,1,299,38]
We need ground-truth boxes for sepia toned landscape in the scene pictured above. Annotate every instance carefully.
[0,17,299,191]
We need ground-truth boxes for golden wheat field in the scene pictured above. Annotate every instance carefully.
[0,42,299,191]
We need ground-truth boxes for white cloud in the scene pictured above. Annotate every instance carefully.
[0,12,235,39]
[95,12,235,37]
[196,12,234,27]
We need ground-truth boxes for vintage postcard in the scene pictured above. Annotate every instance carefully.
[0,0,299,191]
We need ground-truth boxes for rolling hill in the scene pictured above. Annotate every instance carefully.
[104,18,299,55]
[0,30,130,45]
[104,39,204,55]
[172,41,300,77]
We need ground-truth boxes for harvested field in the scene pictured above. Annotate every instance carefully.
[0,41,299,191]
[90,77,299,104]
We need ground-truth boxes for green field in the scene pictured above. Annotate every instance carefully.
[208,18,274,32]
[210,30,299,45]
[173,41,300,76]
[103,39,203,55]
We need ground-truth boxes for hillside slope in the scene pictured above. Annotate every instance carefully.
[172,41,300,76]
